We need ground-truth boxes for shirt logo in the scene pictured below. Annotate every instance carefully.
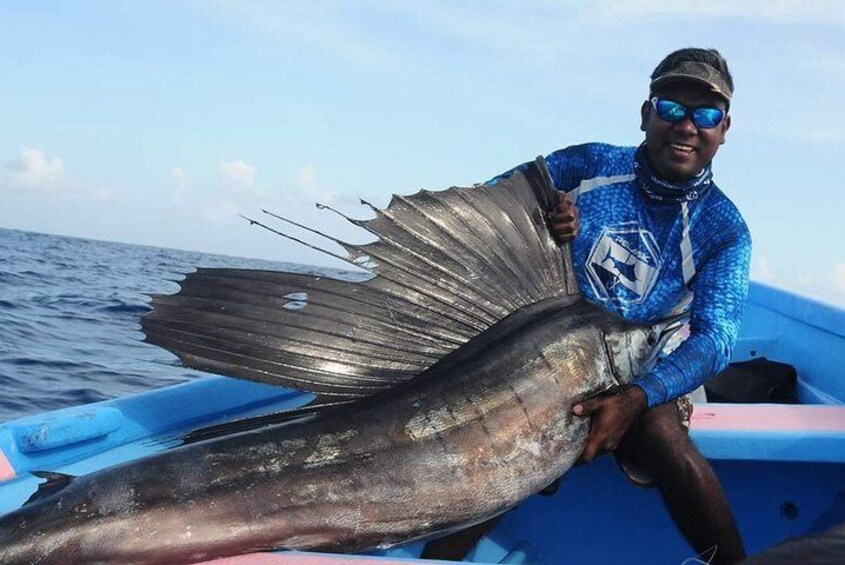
[586,222,662,305]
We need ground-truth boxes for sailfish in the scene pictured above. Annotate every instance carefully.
[0,159,679,564]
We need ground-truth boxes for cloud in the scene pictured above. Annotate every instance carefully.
[1,148,66,192]
[294,163,317,188]
[200,160,264,226]
[219,159,259,196]
[172,165,188,202]
[0,148,115,201]
[292,163,339,204]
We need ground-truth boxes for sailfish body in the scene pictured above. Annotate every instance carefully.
[0,160,666,564]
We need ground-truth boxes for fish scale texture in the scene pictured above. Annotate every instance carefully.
[497,143,751,407]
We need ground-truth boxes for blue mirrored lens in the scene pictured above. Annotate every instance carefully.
[691,107,724,128]
[654,99,724,129]
[656,100,686,122]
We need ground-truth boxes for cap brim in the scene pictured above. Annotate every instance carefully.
[651,74,731,102]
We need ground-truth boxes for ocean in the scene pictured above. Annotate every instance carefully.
[0,227,343,423]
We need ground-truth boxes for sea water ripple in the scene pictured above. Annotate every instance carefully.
[0,227,346,422]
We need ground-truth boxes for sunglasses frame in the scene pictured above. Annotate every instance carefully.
[649,97,726,130]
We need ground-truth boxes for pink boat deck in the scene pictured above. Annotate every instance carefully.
[690,403,845,432]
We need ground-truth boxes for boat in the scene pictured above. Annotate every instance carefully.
[1,281,843,564]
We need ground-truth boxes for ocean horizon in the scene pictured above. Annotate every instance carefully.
[0,226,357,422]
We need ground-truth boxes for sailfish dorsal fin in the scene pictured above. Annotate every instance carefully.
[142,158,579,401]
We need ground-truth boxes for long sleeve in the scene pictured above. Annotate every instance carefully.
[487,143,751,409]
[634,226,752,407]
[488,144,618,191]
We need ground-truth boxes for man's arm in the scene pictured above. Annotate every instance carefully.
[635,227,752,407]
[574,221,752,462]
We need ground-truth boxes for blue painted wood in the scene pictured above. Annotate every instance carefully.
[10,406,123,453]
[741,283,845,404]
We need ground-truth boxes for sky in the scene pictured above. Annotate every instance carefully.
[1,0,844,307]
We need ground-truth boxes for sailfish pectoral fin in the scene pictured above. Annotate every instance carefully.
[178,398,356,445]
[25,471,75,506]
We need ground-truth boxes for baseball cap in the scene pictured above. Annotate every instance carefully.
[650,60,733,102]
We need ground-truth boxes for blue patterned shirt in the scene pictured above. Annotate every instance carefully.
[502,143,751,407]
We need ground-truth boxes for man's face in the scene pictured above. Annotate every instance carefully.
[640,81,731,182]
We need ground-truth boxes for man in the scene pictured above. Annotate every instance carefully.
[423,47,751,564]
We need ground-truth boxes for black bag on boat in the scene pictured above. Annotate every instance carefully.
[704,357,798,404]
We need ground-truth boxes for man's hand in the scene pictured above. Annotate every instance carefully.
[572,385,648,464]
[548,191,580,243]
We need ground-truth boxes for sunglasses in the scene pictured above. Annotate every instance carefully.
[650,97,726,129]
